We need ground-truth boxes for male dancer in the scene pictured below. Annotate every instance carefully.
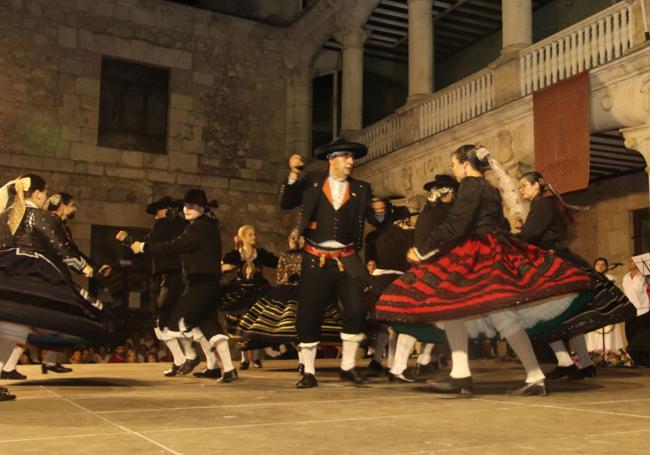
[143,196,202,377]
[280,137,380,388]
[124,189,236,383]
[388,175,457,382]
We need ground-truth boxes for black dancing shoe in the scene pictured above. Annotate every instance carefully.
[566,365,596,380]
[365,359,386,377]
[240,360,250,370]
[0,386,16,402]
[296,373,318,389]
[298,363,305,375]
[414,361,439,377]
[0,369,27,380]
[388,371,417,383]
[217,369,238,384]
[508,379,548,396]
[193,367,222,378]
[428,376,474,395]
[163,364,181,377]
[177,357,201,376]
[253,360,262,368]
[41,363,73,374]
[545,364,578,380]
[340,368,368,384]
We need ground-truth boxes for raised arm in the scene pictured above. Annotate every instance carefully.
[415,178,483,259]
[279,154,306,210]
[145,222,202,256]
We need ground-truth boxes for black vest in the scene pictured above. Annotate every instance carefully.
[304,195,356,246]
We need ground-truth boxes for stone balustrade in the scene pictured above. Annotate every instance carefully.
[354,114,402,162]
[355,68,494,164]
[355,0,646,165]
[520,1,635,96]
[418,68,494,139]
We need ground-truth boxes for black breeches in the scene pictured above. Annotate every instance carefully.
[296,252,367,343]
[171,278,224,340]
[155,272,184,330]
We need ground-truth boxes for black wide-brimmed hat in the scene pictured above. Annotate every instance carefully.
[423,174,458,192]
[146,196,182,215]
[183,188,209,207]
[314,137,368,161]
[391,205,418,220]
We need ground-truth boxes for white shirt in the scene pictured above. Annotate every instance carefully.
[622,272,650,317]
[327,175,348,211]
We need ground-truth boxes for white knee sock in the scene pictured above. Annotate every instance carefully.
[240,351,246,362]
[0,339,17,366]
[2,346,24,372]
[297,348,304,366]
[549,340,574,367]
[442,320,471,379]
[299,343,318,375]
[180,338,197,360]
[341,340,360,371]
[165,339,186,366]
[198,337,218,370]
[373,330,390,363]
[212,338,234,372]
[390,334,417,375]
[387,329,397,370]
[506,330,545,383]
[417,343,434,366]
[570,334,595,369]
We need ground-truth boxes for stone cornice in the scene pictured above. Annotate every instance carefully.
[590,43,650,90]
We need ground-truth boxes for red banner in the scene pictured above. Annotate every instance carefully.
[533,72,590,193]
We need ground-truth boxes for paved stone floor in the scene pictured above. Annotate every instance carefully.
[1,359,649,454]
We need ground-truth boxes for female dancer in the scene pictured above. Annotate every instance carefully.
[377,145,593,396]
[221,225,278,369]
[518,171,635,379]
[0,175,101,400]
[586,258,633,366]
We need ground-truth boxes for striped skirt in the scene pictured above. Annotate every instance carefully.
[376,233,592,324]
[236,284,343,347]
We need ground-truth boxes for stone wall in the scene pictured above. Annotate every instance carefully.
[566,172,650,283]
[0,0,297,257]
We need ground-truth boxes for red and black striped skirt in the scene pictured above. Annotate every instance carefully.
[375,233,592,323]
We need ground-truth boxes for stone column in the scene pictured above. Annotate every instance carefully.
[286,67,316,156]
[407,0,434,103]
[501,0,532,54]
[622,123,650,208]
[335,27,369,135]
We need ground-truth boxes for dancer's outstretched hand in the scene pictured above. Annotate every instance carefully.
[131,241,145,254]
[82,265,94,278]
[98,264,112,277]
[406,248,421,264]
